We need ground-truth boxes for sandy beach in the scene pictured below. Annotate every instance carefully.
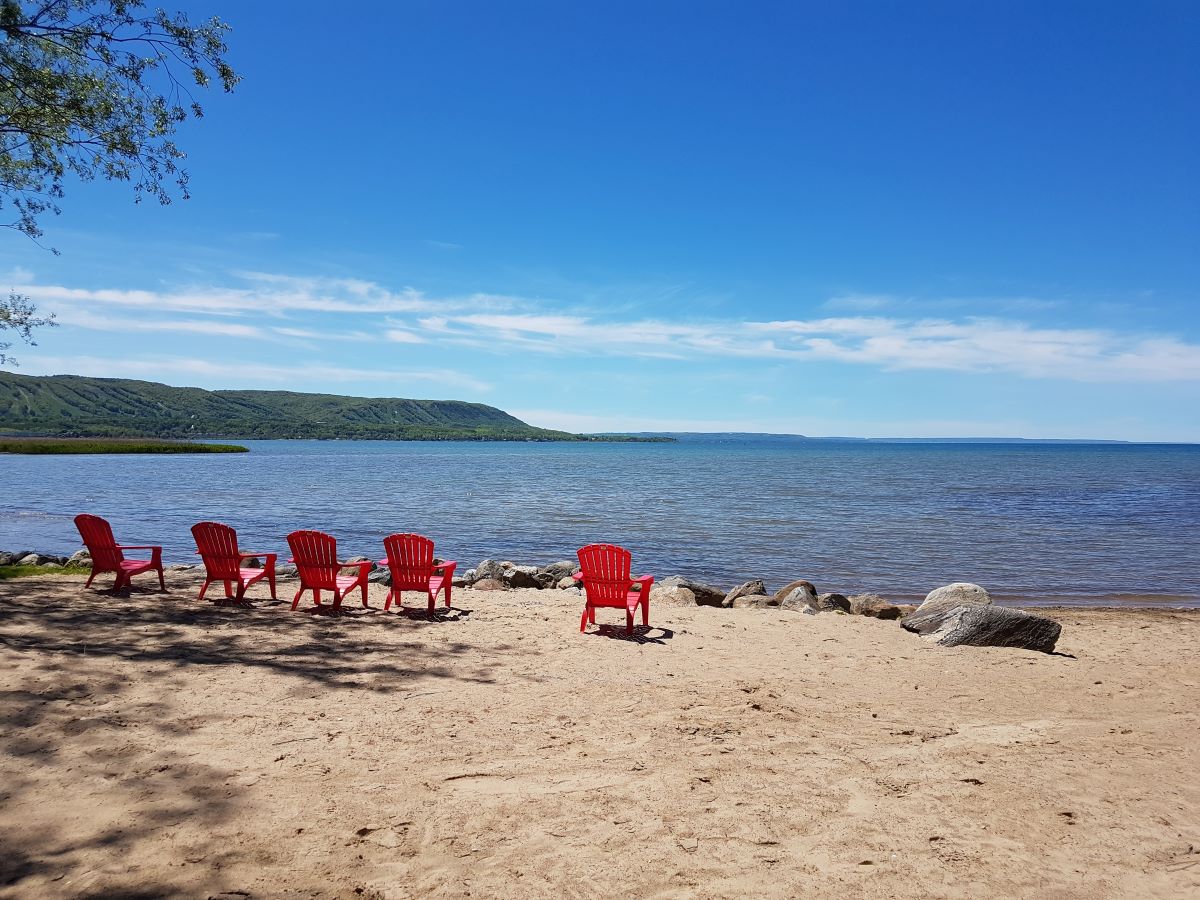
[1,572,1197,899]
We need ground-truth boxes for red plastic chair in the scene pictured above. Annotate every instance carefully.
[286,530,371,611]
[74,514,166,593]
[573,543,654,635]
[191,521,277,602]
[379,533,457,615]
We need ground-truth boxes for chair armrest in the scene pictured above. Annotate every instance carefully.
[239,551,273,559]
[433,561,457,575]
[118,545,161,551]
[572,571,584,582]
[631,575,655,591]
[339,560,373,572]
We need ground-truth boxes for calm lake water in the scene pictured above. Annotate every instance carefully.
[3,438,1198,607]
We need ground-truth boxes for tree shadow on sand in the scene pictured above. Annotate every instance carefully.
[0,575,539,896]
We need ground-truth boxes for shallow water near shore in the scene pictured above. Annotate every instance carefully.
[4,437,1198,606]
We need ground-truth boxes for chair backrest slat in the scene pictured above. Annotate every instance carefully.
[287,530,341,589]
[383,533,435,589]
[192,521,241,580]
[74,514,124,569]
[577,543,633,606]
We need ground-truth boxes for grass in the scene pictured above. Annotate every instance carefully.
[0,438,248,454]
[0,565,92,580]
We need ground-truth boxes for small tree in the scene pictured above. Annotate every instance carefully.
[0,0,238,362]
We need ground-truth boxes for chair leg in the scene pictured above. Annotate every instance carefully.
[84,567,97,589]
[642,599,649,627]
[383,588,394,611]
[580,604,590,632]
[224,579,233,599]
[445,583,452,608]
[157,566,166,592]
[427,591,435,615]
[361,580,369,608]
[267,570,277,600]
[235,580,247,601]
[198,578,210,602]
[589,608,596,624]
[291,587,304,611]
[626,609,634,635]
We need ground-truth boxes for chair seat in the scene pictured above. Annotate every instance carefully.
[588,588,644,611]
[333,573,364,591]
[238,567,267,580]
[118,558,156,574]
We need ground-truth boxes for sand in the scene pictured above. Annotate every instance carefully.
[0,572,1197,899]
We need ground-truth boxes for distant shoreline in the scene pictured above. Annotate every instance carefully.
[0,438,248,455]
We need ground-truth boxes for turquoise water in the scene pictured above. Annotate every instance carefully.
[3,438,1198,606]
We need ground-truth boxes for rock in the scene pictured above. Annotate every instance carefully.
[896,604,918,616]
[557,576,581,590]
[66,550,91,567]
[367,568,392,586]
[475,559,505,581]
[849,593,903,619]
[660,575,726,607]
[276,564,298,578]
[732,594,780,609]
[472,577,508,591]
[17,553,44,566]
[505,565,541,589]
[779,582,818,611]
[460,568,477,584]
[650,585,697,607]
[41,562,64,570]
[0,552,14,566]
[533,571,557,589]
[774,579,817,603]
[816,592,852,613]
[541,560,579,579]
[241,556,262,568]
[723,579,767,608]
[451,575,470,588]
[165,563,194,572]
[926,605,1062,653]
[902,583,993,634]
[342,555,377,573]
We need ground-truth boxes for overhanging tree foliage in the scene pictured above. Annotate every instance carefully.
[0,0,238,363]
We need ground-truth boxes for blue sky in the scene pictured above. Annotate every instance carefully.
[3,1,1198,439]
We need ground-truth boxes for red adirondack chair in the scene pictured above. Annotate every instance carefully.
[191,521,277,602]
[573,543,654,635]
[379,533,457,614]
[286,530,372,611]
[74,513,166,593]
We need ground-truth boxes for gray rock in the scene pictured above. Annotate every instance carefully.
[505,565,541,589]
[165,563,194,572]
[475,559,505,581]
[926,605,1062,653]
[774,579,818,603]
[342,555,377,573]
[779,582,818,611]
[451,575,470,588]
[557,575,581,590]
[902,582,993,634]
[723,579,767,608]
[0,552,14,566]
[461,567,477,584]
[849,593,903,619]
[41,562,64,570]
[541,560,579,579]
[650,585,697,607]
[533,571,557,589]
[276,564,298,578]
[816,592,852,613]
[241,556,262,568]
[66,550,92,568]
[472,577,508,591]
[732,594,780,609]
[17,553,44,566]
[367,568,392,586]
[660,575,726,607]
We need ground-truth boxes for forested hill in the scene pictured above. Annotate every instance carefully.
[0,373,589,441]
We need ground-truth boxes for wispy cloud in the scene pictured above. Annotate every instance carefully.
[16,271,1200,383]
[421,239,462,251]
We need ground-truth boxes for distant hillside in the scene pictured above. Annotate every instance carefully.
[0,373,584,441]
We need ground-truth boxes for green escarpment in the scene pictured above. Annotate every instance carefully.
[0,373,577,441]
